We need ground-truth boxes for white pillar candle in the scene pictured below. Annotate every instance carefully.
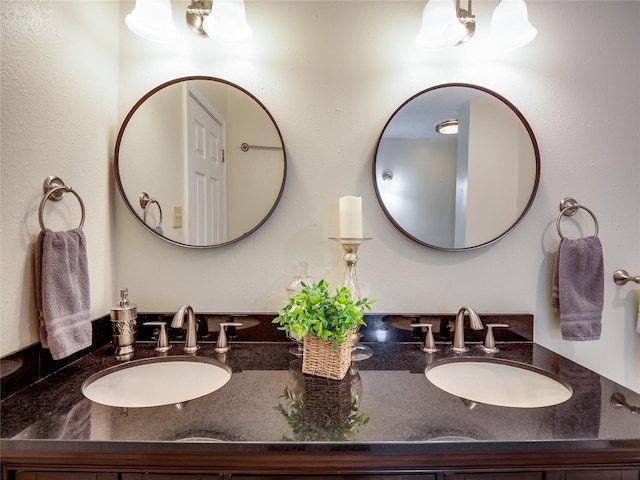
[339,196,363,238]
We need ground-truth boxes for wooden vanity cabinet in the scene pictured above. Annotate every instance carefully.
[4,448,639,480]
[120,475,222,480]
[230,476,437,479]
[14,474,119,480]
[10,470,640,480]
[121,475,222,480]
[14,475,222,480]
[444,474,541,480]
[546,471,640,480]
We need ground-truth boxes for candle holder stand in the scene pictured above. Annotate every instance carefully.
[331,237,372,361]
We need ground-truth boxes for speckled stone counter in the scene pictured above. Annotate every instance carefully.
[2,339,639,450]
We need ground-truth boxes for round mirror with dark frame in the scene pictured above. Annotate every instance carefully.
[373,83,540,251]
[115,76,287,248]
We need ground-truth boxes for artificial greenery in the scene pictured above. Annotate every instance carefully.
[273,279,375,349]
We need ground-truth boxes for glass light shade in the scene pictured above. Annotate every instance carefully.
[415,0,466,49]
[436,119,459,135]
[488,0,537,50]
[125,0,179,43]
[202,0,253,42]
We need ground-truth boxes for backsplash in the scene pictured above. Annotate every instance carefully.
[1,313,532,401]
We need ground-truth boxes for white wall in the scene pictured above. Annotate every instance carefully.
[376,138,457,246]
[1,1,119,355]
[1,1,638,393]
[118,81,186,240]
[226,87,285,239]
[115,0,640,392]
[466,98,520,247]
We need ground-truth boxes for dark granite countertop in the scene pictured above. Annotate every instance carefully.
[2,330,639,455]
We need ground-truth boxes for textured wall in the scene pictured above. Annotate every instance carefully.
[115,0,640,392]
[1,1,638,393]
[1,1,119,355]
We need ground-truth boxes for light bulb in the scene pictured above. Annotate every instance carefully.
[488,0,537,51]
[415,0,466,49]
[202,0,253,42]
[125,0,179,43]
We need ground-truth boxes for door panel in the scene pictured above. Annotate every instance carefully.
[186,88,227,245]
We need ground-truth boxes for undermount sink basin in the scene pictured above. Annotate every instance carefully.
[425,357,572,408]
[82,356,232,408]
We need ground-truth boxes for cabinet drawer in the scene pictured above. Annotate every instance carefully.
[121,475,221,480]
[446,474,542,480]
[230,475,437,479]
[546,470,640,480]
[15,473,118,480]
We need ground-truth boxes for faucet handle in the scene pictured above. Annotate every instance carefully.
[412,323,437,353]
[143,321,172,352]
[482,323,509,353]
[215,322,243,353]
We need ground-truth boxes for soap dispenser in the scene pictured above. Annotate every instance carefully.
[110,288,137,360]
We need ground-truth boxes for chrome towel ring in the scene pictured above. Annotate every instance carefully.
[556,197,599,239]
[38,176,86,232]
[139,192,163,229]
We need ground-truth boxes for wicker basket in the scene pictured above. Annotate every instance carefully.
[302,334,352,380]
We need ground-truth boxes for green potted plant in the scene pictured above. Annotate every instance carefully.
[273,280,374,380]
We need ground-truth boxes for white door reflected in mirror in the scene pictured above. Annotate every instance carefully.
[115,76,286,248]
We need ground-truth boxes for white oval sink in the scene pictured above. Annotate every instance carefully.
[425,357,572,408]
[82,356,232,408]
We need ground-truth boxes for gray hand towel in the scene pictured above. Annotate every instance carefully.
[37,228,92,359]
[552,236,603,341]
[35,231,48,348]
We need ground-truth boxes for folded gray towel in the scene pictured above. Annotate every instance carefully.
[36,228,92,359]
[552,236,603,341]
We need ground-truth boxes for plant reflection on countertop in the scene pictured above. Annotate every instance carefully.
[275,361,369,442]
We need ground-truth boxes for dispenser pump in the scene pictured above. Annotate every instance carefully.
[120,288,129,306]
[110,288,137,322]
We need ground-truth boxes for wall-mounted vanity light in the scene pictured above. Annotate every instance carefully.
[436,119,459,135]
[126,0,179,43]
[415,0,536,50]
[186,0,253,41]
[486,0,537,50]
[126,0,252,43]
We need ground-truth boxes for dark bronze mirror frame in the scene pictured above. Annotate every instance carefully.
[372,83,540,252]
[114,76,287,249]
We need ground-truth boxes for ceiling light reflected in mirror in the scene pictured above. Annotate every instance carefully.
[436,119,459,135]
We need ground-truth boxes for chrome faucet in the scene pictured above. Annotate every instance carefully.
[171,304,199,354]
[451,306,483,352]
